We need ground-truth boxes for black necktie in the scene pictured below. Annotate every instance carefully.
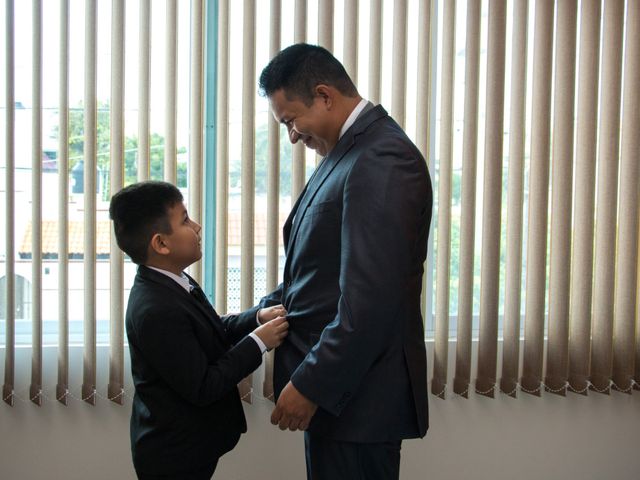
[190,284,209,305]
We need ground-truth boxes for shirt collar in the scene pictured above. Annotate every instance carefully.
[338,98,369,140]
[147,266,192,293]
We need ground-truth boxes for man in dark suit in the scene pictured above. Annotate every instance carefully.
[109,181,288,479]
[258,44,433,480]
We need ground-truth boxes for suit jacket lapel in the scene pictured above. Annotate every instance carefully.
[182,271,230,339]
[286,104,388,256]
[138,266,227,340]
[283,181,310,254]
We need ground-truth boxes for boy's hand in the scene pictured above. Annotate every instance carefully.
[258,304,287,324]
[254,316,289,350]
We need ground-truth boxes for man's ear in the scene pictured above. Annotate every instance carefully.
[149,233,170,256]
[314,84,334,109]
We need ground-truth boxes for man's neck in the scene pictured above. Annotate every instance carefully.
[326,95,363,153]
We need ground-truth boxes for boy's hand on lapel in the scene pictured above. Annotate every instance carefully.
[258,304,288,324]
[271,381,318,431]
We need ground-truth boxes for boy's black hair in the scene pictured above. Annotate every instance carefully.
[109,181,183,265]
[259,43,357,106]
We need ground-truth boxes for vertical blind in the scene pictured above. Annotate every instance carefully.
[2,0,204,406]
[2,0,639,408]
[431,0,640,398]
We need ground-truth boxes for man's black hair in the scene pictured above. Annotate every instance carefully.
[259,43,357,105]
[109,181,183,265]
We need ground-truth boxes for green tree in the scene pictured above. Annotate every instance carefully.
[58,102,187,195]
[229,122,293,196]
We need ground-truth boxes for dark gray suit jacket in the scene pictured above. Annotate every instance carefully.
[126,265,261,475]
[261,104,433,442]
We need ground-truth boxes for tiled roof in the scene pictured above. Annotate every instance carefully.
[20,220,112,257]
[19,211,288,256]
[227,211,288,246]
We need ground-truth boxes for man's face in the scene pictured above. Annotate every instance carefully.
[269,88,335,156]
[163,201,202,270]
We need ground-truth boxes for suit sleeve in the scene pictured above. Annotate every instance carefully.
[133,306,262,407]
[221,306,261,345]
[259,283,284,309]
[291,139,431,416]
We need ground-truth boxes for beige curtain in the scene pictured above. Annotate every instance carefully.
[4,0,638,409]
[2,0,204,406]
[434,0,639,399]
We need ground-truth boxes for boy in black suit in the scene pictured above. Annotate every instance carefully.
[109,181,288,480]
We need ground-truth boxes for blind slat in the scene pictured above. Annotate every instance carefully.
[82,0,98,405]
[138,0,151,181]
[239,0,257,403]
[291,0,307,200]
[417,0,433,330]
[391,0,407,127]
[56,0,70,405]
[613,0,640,392]
[3,0,15,407]
[164,0,178,184]
[521,0,554,396]
[109,0,126,405]
[318,0,333,51]
[189,0,204,284]
[263,0,282,401]
[215,0,229,313]
[30,0,43,407]
[590,0,625,394]
[568,0,601,394]
[453,0,481,398]
[368,0,382,104]
[432,0,456,399]
[476,0,507,398]
[500,0,528,398]
[343,0,358,84]
[431,1,456,398]
[545,0,578,396]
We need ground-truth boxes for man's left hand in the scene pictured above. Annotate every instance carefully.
[271,381,318,431]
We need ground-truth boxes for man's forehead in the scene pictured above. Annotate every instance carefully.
[269,91,293,119]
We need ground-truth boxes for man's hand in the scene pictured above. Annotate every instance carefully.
[258,304,287,324]
[271,381,318,431]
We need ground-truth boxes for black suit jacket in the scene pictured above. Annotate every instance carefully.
[260,104,433,442]
[126,265,261,475]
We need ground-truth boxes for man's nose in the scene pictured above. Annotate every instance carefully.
[193,221,202,234]
[289,127,301,144]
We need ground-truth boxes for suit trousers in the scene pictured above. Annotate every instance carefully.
[135,459,218,480]
[304,431,402,480]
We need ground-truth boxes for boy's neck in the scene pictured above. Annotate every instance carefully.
[145,259,185,277]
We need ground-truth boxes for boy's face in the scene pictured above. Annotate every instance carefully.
[160,201,202,271]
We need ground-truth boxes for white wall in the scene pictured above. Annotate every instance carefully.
[1,344,639,480]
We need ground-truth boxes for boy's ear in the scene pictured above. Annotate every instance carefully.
[149,233,171,256]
